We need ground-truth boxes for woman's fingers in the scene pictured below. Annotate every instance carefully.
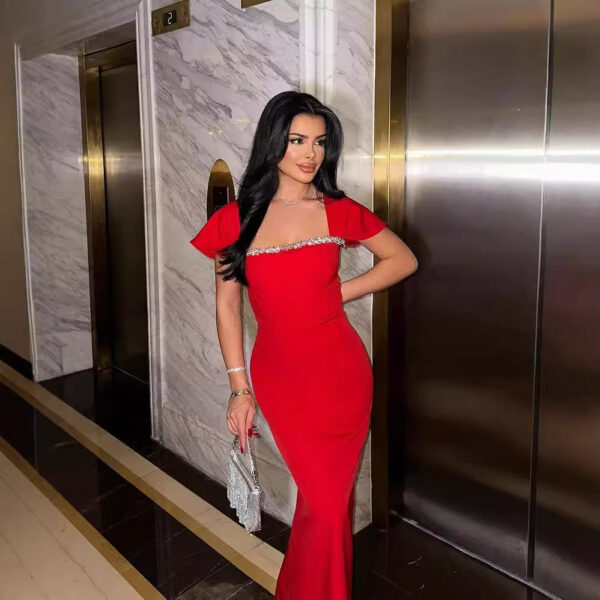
[238,410,252,452]
[226,398,257,453]
[246,414,255,442]
[238,411,256,454]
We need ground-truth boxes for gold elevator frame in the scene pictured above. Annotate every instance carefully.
[372,0,409,528]
[79,41,138,373]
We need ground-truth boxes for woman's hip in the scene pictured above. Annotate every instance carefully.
[249,318,373,429]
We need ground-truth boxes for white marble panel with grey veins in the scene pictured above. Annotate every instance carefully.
[21,53,92,381]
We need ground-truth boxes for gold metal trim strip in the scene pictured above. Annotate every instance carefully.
[83,40,137,70]
[372,0,409,528]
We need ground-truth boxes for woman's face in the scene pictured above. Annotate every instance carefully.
[278,113,326,184]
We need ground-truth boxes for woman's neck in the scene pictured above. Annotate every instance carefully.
[274,180,317,202]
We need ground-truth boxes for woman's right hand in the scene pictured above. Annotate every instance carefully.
[226,394,257,453]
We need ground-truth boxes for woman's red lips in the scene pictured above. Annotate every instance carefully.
[298,164,316,172]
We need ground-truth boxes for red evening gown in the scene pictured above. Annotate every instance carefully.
[190,194,387,600]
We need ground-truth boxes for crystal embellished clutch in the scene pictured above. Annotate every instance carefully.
[227,432,262,532]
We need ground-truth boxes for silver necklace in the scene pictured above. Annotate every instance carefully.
[274,183,311,205]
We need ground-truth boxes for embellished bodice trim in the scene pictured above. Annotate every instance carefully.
[246,235,345,256]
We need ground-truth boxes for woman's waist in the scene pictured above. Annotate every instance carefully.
[250,310,370,374]
[248,281,344,329]
[255,306,346,332]
[251,309,364,358]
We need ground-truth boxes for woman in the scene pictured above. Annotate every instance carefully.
[190,91,418,599]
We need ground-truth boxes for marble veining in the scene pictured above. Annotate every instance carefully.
[20,53,92,382]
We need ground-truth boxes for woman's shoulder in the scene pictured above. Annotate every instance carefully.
[190,200,240,258]
[211,199,241,228]
[324,194,371,212]
[325,194,386,246]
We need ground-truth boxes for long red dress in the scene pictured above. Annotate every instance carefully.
[190,194,387,599]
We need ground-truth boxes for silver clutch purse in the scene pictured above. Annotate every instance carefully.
[227,431,263,532]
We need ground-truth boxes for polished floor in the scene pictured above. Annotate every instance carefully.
[0,443,153,600]
[0,363,552,599]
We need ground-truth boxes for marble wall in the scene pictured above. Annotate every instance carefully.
[154,0,376,530]
[20,54,92,381]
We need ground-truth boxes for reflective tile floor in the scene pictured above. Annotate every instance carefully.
[0,442,155,600]
[0,366,552,599]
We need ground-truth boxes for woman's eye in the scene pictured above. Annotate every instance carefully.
[289,138,326,145]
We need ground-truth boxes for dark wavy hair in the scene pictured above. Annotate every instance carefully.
[216,90,346,285]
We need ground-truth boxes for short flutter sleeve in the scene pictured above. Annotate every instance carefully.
[190,200,240,258]
[334,197,387,247]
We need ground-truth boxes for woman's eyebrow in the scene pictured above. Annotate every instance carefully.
[289,132,327,138]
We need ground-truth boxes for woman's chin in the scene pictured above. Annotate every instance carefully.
[297,170,317,182]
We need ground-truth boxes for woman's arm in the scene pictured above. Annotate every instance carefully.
[214,260,256,453]
[341,228,418,303]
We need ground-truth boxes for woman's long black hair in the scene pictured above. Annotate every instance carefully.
[216,90,346,285]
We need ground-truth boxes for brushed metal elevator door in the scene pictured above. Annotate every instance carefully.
[392,1,600,598]
[397,0,550,578]
[98,59,149,383]
[533,2,600,598]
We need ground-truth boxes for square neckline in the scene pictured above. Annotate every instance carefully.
[245,192,341,255]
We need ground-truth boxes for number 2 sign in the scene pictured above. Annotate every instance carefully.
[152,0,190,36]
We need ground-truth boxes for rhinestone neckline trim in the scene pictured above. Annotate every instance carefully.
[246,235,345,256]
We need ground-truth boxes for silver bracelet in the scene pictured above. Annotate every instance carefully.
[226,365,246,373]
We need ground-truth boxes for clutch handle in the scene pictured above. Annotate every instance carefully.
[231,434,259,488]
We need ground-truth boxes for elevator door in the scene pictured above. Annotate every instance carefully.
[100,61,148,383]
[398,0,549,576]
[534,2,600,598]
[391,1,600,598]
[82,42,149,384]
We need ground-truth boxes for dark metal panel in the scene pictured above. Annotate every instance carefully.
[397,0,550,575]
[100,61,149,383]
[534,2,600,598]
[80,62,112,372]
